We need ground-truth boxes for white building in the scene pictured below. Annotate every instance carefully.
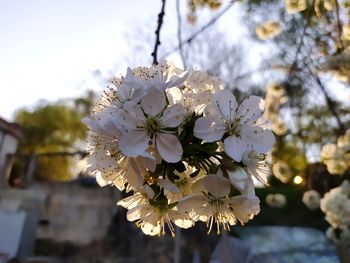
[0,117,23,189]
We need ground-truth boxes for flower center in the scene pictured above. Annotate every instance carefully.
[226,118,241,136]
[146,117,161,139]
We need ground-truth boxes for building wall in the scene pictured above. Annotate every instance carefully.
[33,182,119,244]
[0,131,18,187]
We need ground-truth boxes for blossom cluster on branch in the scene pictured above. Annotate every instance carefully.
[321,181,350,245]
[84,61,275,236]
[321,129,350,175]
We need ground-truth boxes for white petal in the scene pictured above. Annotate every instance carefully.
[123,67,146,90]
[177,195,208,212]
[125,158,143,189]
[143,185,155,199]
[202,174,231,197]
[95,172,108,187]
[117,193,143,209]
[141,222,161,236]
[227,166,253,195]
[194,117,226,142]
[223,135,248,162]
[126,206,142,221]
[156,133,183,163]
[136,155,156,172]
[191,178,206,195]
[161,104,185,127]
[159,178,180,193]
[123,103,145,121]
[212,89,237,122]
[241,126,275,153]
[167,87,184,105]
[228,195,260,224]
[166,71,189,89]
[237,96,265,126]
[112,108,142,133]
[119,130,149,157]
[173,218,194,229]
[141,90,166,117]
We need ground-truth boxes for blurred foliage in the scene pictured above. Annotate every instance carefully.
[187,0,222,24]
[13,91,95,181]
[244,185,329,229]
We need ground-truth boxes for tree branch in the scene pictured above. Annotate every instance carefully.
[163,0,236,58]
[288,0,315,75]
[312,74,345,135]
[176,0,186,68]
[335,0,344,50]
[151,0,167,65]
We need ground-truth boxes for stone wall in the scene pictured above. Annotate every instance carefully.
[33,181,119,244]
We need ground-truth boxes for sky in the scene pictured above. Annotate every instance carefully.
[0,0,250,121]
[0,0,176,120]
[2,1,347,122]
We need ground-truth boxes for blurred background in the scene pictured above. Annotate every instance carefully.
[0,0,349,262]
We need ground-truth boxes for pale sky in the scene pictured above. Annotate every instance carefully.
[2,1,347,123]
[0,0,174,120]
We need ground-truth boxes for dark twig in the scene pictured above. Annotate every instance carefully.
[335,0,344,50]
[304,60,346,135]
[311,74,345,135]
[151,0,167,65]
[163,0,236,58]
[176,0,186,68]
[288,0,315,75]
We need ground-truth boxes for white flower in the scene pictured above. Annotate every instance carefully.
[242,150,270,185]
[343,24,350,42]
[271,118,288,136]
[337,129,350,150]
[266,83,286,99]
[255,21,282,40]
[124,61,188,93]
[302,190,321,210]
[321,137,350,175]
[194,89,275,162]
[83,113,155,191]
[178,169,260,234]
[321,144,338,160]
[327,226,350,245]
[168,70,224,114]
[285,0,307,14]
[166,162,205,202]
[114,90,185,163]
[106,69,147,108]
[126,201,193,236]
[265,193,287,208]
[226,164,257,196]
[320,181,350,228]
[272,161,293,183]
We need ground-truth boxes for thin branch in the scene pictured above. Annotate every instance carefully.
[151,0,167,65]
[304,62,346,135]
[335,0,344,50]
[176,0,186,68]
[288,0,315,75]
[163,0,236,58]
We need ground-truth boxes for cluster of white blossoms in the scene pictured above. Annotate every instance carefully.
[265,193,287,208]
[264,83,289,136]
[84,61,275,236]
[255,21,282,40]
[302,189,321,211]
[272,160,293,183]
[320,50,350,82]
[321,129,350,175]
[285,0,307,14]
[321,181,350,245]
[320,181,350,229]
